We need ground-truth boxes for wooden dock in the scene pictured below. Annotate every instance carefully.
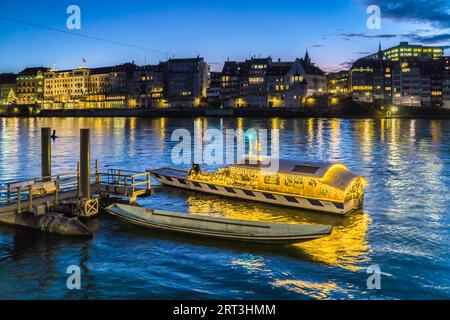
[0,163,152,216]
[0,127,152,236]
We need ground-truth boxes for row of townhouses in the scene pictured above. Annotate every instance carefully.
[0,52,327,109]
[2,43,448,109]
[213,53,326,108]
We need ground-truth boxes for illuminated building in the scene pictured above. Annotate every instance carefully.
[266,61,308,108]
[164,57,209,107]
[327,71,351,96]
[351,42,449,107]
[245,57,271,107]
[133,64,167,108]
[220,57,309,108]
[206,71,221,106]
[365,42,444,61]
[132,57,209,108]
[0,73,17,105]
[296,50,327,97]
[16,67,50,105]
[391,60,444,107]
[220,60,248,107]
[42,63,137,109]
[443,57,450,109]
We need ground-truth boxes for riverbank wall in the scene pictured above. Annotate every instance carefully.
[2,104,450,119]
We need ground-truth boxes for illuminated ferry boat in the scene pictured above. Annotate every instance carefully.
[149,157,367,215]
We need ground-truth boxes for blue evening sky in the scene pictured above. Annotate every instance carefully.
[0,0,448,73]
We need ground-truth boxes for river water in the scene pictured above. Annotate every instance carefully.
[0,117,449,299]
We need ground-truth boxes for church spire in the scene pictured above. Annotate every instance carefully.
[304,49,311,64]
[377,41,384,60]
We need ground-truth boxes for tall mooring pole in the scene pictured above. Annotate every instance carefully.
[41,127,51,181]
[80,129,90,199]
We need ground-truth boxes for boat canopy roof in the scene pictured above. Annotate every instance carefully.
[231,156,364,190]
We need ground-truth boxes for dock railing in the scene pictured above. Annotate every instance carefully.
[95,165,151,202]
[0,171,79,211]
[0,161,151,211]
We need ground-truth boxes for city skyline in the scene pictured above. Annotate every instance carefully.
[1,0,449,73]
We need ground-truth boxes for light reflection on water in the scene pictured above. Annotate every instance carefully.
[0,117,449,300]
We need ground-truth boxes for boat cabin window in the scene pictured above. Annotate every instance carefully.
[264,175,280,186]
[285,176,304,189]
[292,165,320,175]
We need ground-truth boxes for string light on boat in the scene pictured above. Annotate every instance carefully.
[187,163,366,205]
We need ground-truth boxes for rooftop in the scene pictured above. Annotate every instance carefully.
[231,156,363,190]
[0,73,17,84]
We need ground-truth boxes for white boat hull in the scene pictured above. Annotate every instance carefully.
[150,168,359,215]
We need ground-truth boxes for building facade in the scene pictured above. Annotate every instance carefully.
[443,57,450,109]
[266,61,308,108]
[327,71,352,96]
[163,57,209,107]
[206,71,221,106]
[16,67,50,105]
[220,61,248,107]
[133,64,167,108]
[42,63,137,109]
[297,51,327,97]
[132,57,209,108]
[351,42,449,108]
[365,42,444,61]
[220,57,308,108]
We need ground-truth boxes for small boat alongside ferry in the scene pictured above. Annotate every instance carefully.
[105,203,332,245]
[149,157,367,215]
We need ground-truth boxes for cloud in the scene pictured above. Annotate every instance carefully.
[312,44,323,48]
[363,0,450,29]
[405,32,450,44]
[338,31,450,45]
[339,59,356,69]
[338,33,397,41]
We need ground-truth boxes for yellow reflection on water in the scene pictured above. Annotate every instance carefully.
[297,213,370,272]
[271,118,285,131]
[354,120,374,162]
[329,119,341,161]
[186,196,370,272]
[386,119,401,168]
[317,119,324,151]
[307,118,314,148]
[129,118,136,140]
[273,279,346,300]
[231,255,272,273]
[410,119,416,143]
[430,121,442,145]
[237,118,244,130]
[159,117,166,141]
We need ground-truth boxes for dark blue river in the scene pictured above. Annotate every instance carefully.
[0,117,449,299]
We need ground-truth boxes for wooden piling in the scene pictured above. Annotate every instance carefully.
[80,129,91,199]
[41,128,51,181]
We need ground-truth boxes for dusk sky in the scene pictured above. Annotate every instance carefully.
[0,0,449,73]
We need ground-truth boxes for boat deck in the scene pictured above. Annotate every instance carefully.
[150,168,189,179]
